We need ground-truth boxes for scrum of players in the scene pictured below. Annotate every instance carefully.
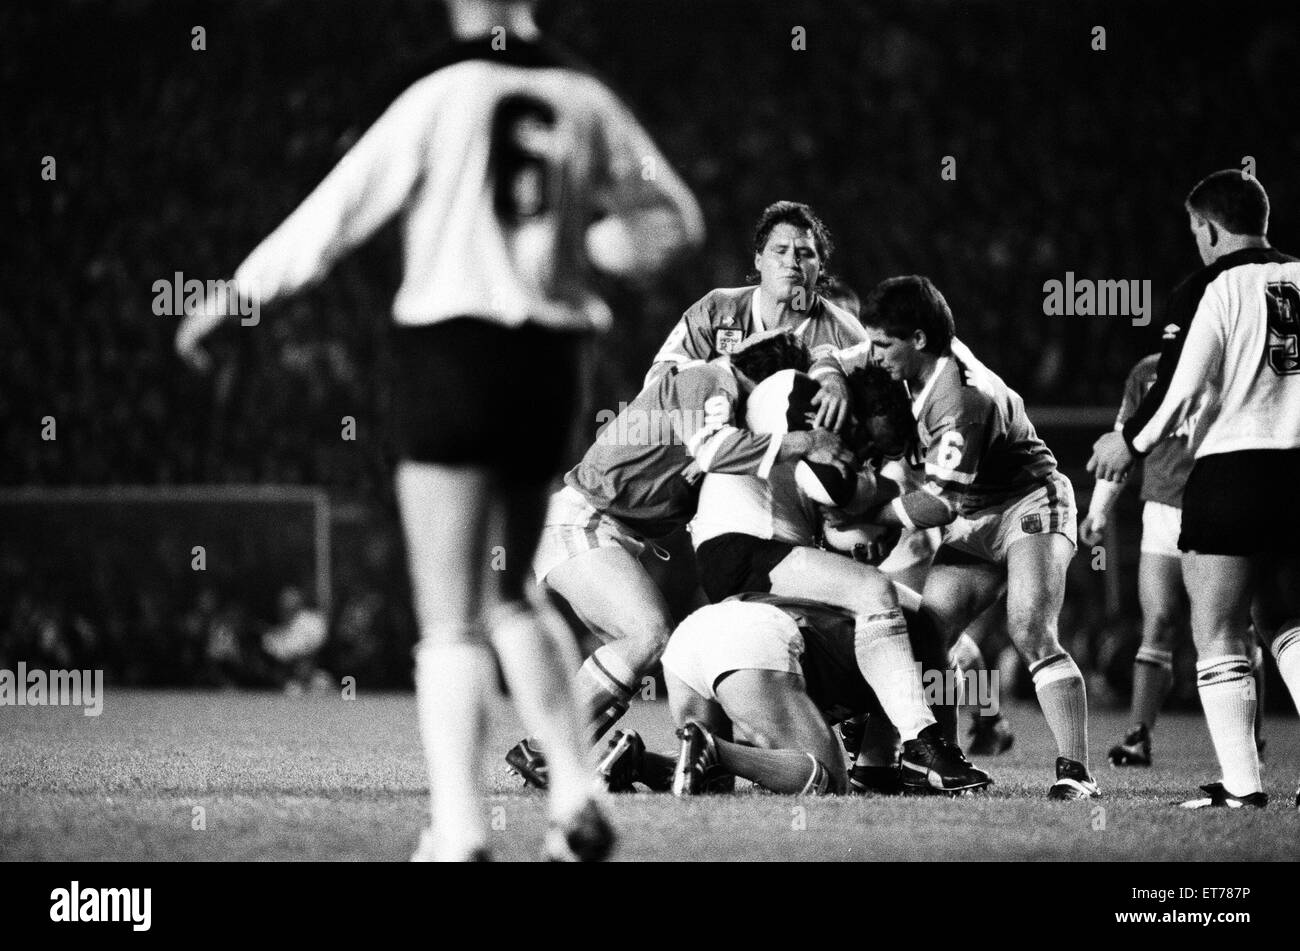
[508,199,1105,803]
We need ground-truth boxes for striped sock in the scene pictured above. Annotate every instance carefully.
[853,608,933,742]
[1196,655,1261,796]
[1132,646,1174,731]
[1271,626,1300,714]
[1030,652,1089,767]
[575,648,637,746]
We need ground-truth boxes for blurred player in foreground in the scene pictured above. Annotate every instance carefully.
[855,276,1100,800]
[176,0,704,859]
[1081,354,1266,766]
[513,331,853,783]
[1090,170,1300,809]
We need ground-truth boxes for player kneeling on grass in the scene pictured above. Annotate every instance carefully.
[507,330,856,786]
[600,595,989,797]
[688,364,990,794]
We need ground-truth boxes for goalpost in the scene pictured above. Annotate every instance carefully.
[0,485,332,636]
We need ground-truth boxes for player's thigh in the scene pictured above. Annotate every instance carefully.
[1137,551,1187,643]
[919,558,1004,648]
[664,669,730,734]
[1180,553,1255,655]
[768,545,898,613]
[545,544,674,649]
[395,460,493,628]
[715,669,845,782]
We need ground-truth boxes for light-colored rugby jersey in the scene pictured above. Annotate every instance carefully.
[690,369,872,548]
[1115,355,1192,508]
[1125,248,1300,459]
[645,286,866,387]
[229,39,701,331]
[842,339,1056,515]
[565,361,781,538]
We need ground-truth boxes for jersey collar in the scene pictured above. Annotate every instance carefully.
[909,356,948,418]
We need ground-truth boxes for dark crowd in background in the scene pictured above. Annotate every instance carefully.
[3,0,1298,701]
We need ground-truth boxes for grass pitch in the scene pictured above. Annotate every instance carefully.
[1,689,1296,861]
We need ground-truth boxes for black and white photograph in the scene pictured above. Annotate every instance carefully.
[3,0,1298,914]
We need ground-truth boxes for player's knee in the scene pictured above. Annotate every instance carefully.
[1007,612,1059,658]
[1143,613,1183,650]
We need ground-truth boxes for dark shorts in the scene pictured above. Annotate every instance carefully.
[1180,449,1300,555]
[393,317,586,485]
[695,533,797,603]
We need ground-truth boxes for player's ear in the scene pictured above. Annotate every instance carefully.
[912,329,928,352]
[1206,220,1219,247]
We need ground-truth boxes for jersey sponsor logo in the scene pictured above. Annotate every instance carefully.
[715,328,744,354]
[1162,323,1180,340]
[1020,513,1043,534]
[1264,281,1300,376]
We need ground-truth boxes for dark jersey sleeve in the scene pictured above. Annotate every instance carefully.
[1121,279,1198,454]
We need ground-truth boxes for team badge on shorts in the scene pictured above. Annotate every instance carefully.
[715,329,744,354]
[1021,513,1043,534]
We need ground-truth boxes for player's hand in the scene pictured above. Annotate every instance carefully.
[811,373,852,432]
[1079,512,1107,547]
[1086,431,1134,481]
[803,427,856,477]
[175,310,224,373]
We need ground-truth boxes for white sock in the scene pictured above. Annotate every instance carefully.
[415,635,493,859]
[1196,655,1261,796]
[853,609,934,742]
[1271,626,1300,713]
[1030,652,1089,766]
[488,601,595,822]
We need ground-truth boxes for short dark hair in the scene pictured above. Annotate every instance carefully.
[845,365,916,459]
[730,330,811,382]
[747,201,834,287]
[1185,170,1269,236]
[860,276,955,355]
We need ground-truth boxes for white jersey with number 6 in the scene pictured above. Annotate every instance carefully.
[229,40,703,331]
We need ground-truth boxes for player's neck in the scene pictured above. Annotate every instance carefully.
[1207,233,1269,263]
[758,287,815,329]
[448,4,540,42]
[909,354,941,393]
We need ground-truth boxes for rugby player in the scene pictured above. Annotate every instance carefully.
[605,594,988,797]
[855,276,1101,800]
[1089,171,1300,809]
[689,364,991,793]
[831,390,1017,759]
[645,201,867,431]
[507,330,855,784]
[176,0,705,860]
[1081,353,1267,766]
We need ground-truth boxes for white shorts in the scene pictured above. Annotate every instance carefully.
[878,526,941,575]
[533,485,649,585]
[940,472,1077,564]
[661,601,804,702]
[1140,501,1183,558]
